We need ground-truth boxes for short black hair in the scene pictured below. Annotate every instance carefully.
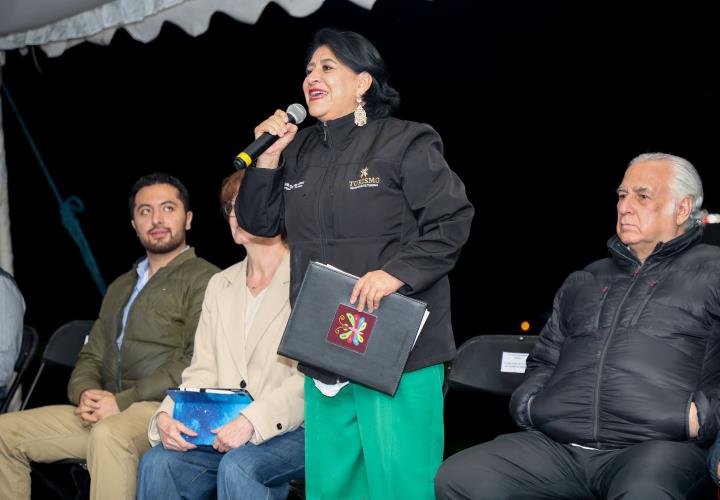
[128,172,190,216]
[307,28,400,119]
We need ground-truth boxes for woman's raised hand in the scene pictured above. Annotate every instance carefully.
[254,109,298,168]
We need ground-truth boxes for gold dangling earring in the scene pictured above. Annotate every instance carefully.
[354,95,367,127]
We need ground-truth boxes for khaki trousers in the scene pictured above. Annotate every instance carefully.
[0,401,159,500]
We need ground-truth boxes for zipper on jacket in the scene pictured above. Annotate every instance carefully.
[116,309,126,392]
[114,311,124,392]
[317,121,333,263]
[592,265,642,447]
[316,169,330,263]
[115,353,123,391]
[115,266,165,392]
[114,276,139,393]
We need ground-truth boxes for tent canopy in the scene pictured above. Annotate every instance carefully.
[0,0,375,57]
[0,0,112,36]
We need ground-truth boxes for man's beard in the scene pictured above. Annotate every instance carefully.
[142,230,185,255]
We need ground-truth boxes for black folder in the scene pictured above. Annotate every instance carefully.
[277,261,428,396]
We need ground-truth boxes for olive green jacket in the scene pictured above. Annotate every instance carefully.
[67,248,219,410]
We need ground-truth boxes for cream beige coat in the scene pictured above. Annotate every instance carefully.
[148,254,303,446]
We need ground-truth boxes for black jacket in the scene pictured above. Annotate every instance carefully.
[510,226,720,449]
[237,113,474,381]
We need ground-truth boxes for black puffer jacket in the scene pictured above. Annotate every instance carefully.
[511,226,720,449]
[236,113,474,382]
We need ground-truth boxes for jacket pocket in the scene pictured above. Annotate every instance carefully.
[629,279,660,327]
[594,286,610,329]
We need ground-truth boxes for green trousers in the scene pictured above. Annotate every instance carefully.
[304,364,445,500]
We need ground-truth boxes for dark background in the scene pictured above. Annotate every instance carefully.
[2,0,718,457]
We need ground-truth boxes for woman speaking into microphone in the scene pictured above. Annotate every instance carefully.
[235,27,474,499]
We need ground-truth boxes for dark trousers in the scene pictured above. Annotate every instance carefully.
[435,431,712,500]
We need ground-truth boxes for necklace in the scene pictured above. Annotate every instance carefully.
[247,276,270,291]
[246,248,288,292]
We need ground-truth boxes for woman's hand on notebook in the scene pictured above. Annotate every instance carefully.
[351,270,404,313]
[157,411,197,451]
[211,414,254,452]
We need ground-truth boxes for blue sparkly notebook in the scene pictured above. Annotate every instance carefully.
[167,388,254,446]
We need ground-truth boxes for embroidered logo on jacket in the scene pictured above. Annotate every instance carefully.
[284,181,305,191]
[326,304,376,354]
[349,166,380,190]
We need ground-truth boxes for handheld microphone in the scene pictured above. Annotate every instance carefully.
[234,104,307,169]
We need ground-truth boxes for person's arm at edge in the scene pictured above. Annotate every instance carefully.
[690,314,720,446]
[0,275,24,389]
[235,110,297,237]
[509,276,573,429]
[381,124,474,296]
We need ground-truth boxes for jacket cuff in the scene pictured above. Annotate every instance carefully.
[510,388,537,430]
[68,384,96,405]
[114,387,138,411]
[382,260,419,294]
[147,397,174,447]
[695,390,713,445]
[147,412,163,447]
[241,401,287,445]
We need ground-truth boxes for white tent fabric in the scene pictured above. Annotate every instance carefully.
[0,0,376,57]
[0,0,376,274]
[0,0,114,37]
[0,62,13,273]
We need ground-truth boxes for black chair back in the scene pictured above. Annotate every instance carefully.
[0,325,39,413]
[21,320,94,411]
[445,334,539,396]
[43,320,94,368]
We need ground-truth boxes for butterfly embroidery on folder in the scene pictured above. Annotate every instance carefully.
[326,304,376,354]
[338,312,367,345]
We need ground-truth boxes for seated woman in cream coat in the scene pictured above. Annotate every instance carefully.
[136,170,304,500]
